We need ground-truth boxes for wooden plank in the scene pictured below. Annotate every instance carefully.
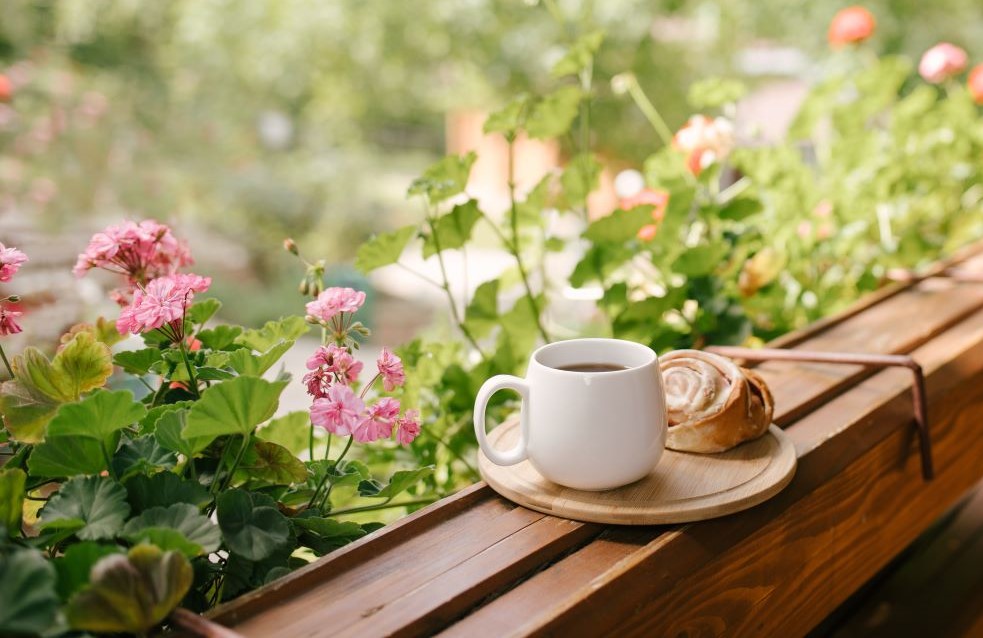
[439,306,983,637]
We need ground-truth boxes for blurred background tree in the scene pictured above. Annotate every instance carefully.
[1,0,981,325]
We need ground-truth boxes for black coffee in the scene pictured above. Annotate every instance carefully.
[556,363,628,373]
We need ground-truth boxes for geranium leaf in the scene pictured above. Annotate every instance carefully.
[463,279,500,339]
[113,348,164,376]
[258,411,312,456]
[217,489,291,561]
[552,31,604,77]
[52,331,114,399]
[359,467,434,500]
[123,503,221,556]
[0,467,26,537]
[185,298,222,325]
[183,377,288,439]
[196,325,243,350]
[407,152,476,204]
[236,316,309,352]
[154,408,214,457]
[28,433,116,477]
[584,206,653,244]
[124,472,212,514]
[0,378,61,443]
[423,199,482,258]
[139,400,194,434]
[227,339,294,377]
[0,548,61,636]
[239,440,308,485]
[561,153,601,206]
[526,85,582,139]
[355,224,418,273]
[41,476,131,541]
[112,435,177,479]
[483,95,530,137]
[12,347,74,402]
[65,545,192,635]
[672,243,730,277]
[53,542,123,601]
[293,515,366,555]
[46,389,147,441]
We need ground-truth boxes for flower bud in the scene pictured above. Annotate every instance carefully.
[283,238,299,255]
[6,294,19,303]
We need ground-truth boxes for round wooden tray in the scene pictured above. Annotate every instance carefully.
[478,420,797,525]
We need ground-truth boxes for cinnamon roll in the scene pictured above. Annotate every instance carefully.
[660,350,774,453]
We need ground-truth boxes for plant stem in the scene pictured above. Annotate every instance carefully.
[507,138,551,343]
[625,75,675,147]
[219,434,251,493]
[426,209,488,360]
[319,435,355,511]
[327,497,439,517]
[136,376,155,394]
[178,341,201,399]
[308,422,315,462]
[101,440,117,480]
[424,422,479,481]
[0,343,13,378]
[395,262,443,289]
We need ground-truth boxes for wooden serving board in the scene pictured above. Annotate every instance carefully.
[478,420,796,525]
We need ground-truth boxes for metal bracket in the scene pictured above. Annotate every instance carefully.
[704,346,933,482]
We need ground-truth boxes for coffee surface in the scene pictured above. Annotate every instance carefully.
[556,362,628,373]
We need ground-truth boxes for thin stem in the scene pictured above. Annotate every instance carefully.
[395,262,443,289]
[424,422,479,481]
[219,434,252,493]
[307,467,332,510]
[625,75,675,147]
[324,432,332,460]
[178,341,201,399]
[137,376,155,394]
[507,138,551,343]
[359,372,381,400]
[308,422,315,462]
[209,442,235,496]
[320,435,354,511]
[327,497,439,517]
[101,440,117,480]
[0,344,13,378]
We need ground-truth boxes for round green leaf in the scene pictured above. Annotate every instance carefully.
[28,433,116,477]
[41,476,131,541]
[123,503,220,556]
[53,542,123,601]
[47,389,147,441]
[124,472,211,514]
[0,467,26,537]
[183,376,288,439]
[111,435,177,479]
[0,547,61,636]
[239,440,308,485]
[217,489,291,561]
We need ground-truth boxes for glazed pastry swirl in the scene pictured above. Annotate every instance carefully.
[660,350,774,453]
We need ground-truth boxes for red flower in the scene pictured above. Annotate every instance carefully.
[0,75,11,103]
[969,64,983,105]
[828,7,876,47]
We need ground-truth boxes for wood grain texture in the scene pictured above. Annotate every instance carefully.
[204,243,983,638]
[479,424,796,525]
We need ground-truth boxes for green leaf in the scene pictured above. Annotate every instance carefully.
[41,476,131,541]
[0,467,26,537]
[28,434,115,477]
[125,472,212,515]
[52,331,114,400]
[239,440,308,485]
[113,348,164,376]
[719,196,763,221]
[236,316,309,352]
[0,548,60,636]
[228,340,295,377]
[585,207,654,244]
[552,31,604,77]
[526,85,582,139]
[46,389,147,441]
[423,199,482,258]
[258,411,311,457]
[355,225,418,273]
[65,545,192,635]
[185,298,222,325]
[184,376,288,440]
[0,379,60,443]
[687,77,747,109]
[196,324,244,350]
[672,243,730,277]
[464,279,500,339]
[154,409,214,457]
[407,152,476,204]
[217,489,291,561]
[358,467,433,500]
[483,95,530,137]
[561,153,601,205]
[196,366,237,381]
[53,542,123,601]
[123,503,221,556]
[293,516,366,554]
[112,435,177,479]
[139,400,194,433]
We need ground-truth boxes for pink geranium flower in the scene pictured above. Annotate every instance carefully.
[0,308,22,335]
[303,367,331,399]
[919,43,968,84]
[827,7,876,47]
[376,348,405,392]
[116,273,211,336]
[305,287,366,323]
[306,343,363,384]
[310,384,366,436]
[395,409,421,446]
[74,219,192,286]
[0,243,28,282]
[353,397,401,443]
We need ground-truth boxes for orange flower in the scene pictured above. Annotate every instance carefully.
[0,75,11,103]
[969,64,983,105]
[827,7,876,47]
[672,115,734,176]
[620,188,669,241]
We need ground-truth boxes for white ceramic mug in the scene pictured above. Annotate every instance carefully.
[474,338,667,491]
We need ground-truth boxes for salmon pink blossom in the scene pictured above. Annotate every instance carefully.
[116,273,211,336]
[0,243,28,282]
[354,397,401,443]
[310,384,365,436]
[673,115,734,176]
[919,43,968,84]
[376,348,405,392]
[0,308,22,335]
[305,287,366,323]
[306,344,363,385]
[827,7,876,47]
[73,219,192,286]
[969,64,983,105]
[395,409,421,446]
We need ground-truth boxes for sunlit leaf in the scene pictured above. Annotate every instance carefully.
[464,279,500,339]
[423,199,482,258]
[551,31,604,77]
[407,152,476,203]
[113,348,164,375]
[239,440,307,485]
[0,467,26,537]
[184,376,288,439]
[584,206,654,244]
[483,94,530,137]
[154,408,214,457]
[258,411,311,456]
[687,77,747,109]
[526,85,582,139]
[0,378,59,443]
[228,340,294,377]
[52,331,114,399]
[357,467,433,500]
[41,476,130,541]
[46,389,147,441]
[355,224,418,273]
[28,433,116,477]
[236,316,309,352]
[185,298,222,325]
[196,324,244,350]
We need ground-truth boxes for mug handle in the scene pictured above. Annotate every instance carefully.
[474,375,529,466]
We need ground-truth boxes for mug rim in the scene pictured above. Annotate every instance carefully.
[531,337,657,376]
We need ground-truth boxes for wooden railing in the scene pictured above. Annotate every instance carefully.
[201,244,983,637]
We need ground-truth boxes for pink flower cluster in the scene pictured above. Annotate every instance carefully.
[0,242,28,336]
[672,115,734,176]
[919,43,968,84]
[74,219,192,294]
[116,273,211,336]
[305,287,366,324]
[307,344,419,445]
